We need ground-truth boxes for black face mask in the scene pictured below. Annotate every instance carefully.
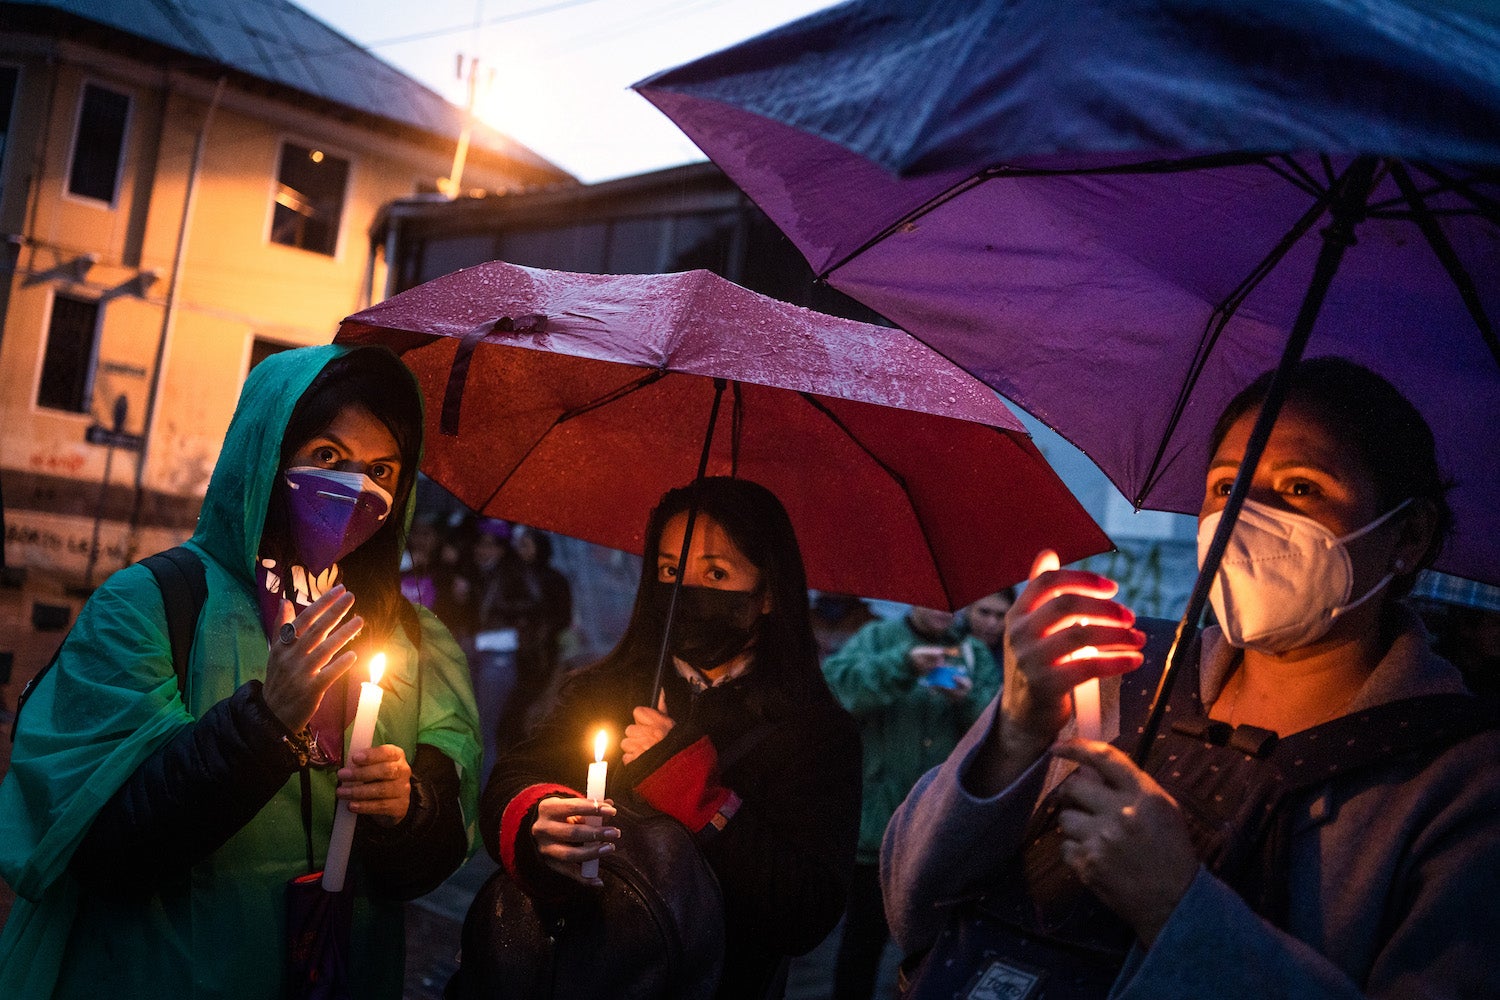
[648,581,764,672]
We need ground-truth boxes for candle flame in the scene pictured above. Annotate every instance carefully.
[594,729,608,763]
[369,652,386,685]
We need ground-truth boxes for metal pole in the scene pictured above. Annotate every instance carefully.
[85,394,129,589]
[1132,156,1381,764]
[650,378,728,706]
[126,76,225,559]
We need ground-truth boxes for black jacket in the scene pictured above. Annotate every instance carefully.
[71,679,466,901]
[483,655,862,1000]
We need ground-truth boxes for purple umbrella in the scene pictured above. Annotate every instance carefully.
[636,0,1500,745]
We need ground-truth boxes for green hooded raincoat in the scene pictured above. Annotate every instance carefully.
[0,345,481,998]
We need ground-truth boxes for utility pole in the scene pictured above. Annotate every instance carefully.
[438,54,495,199]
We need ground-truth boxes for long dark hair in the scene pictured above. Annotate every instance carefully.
[261,347,423,642]
[589,477,826,711]
[1210,356,1453,596]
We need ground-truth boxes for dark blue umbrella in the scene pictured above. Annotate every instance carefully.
[635,0,1500,746]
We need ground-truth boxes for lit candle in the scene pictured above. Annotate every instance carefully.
[1073,672,1102,742]
[579,729,609,880]
[322,652,386,892]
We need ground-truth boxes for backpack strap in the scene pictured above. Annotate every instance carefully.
[139,545,208,700]
[11,546,207,742]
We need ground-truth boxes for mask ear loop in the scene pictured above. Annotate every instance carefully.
[1328,570,1395,622]
[1330,497,1413,547]
[1327,499,1414,622]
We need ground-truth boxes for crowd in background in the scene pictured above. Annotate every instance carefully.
[399,512,574,780]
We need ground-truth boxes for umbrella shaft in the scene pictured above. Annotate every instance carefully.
[650,379,730,705]
[1133,158,1380,763]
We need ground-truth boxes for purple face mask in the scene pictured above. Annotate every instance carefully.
[282,467,394,573]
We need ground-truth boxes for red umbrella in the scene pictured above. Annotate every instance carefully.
[335,261,1110,610]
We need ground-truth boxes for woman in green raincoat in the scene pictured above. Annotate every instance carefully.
[0,345,481,998]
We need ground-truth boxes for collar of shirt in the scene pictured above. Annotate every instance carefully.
[672,648,754,694]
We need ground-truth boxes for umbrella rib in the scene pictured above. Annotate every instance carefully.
[473,368,669,514]
[554,368,669,425]
[1389,162,1500,370]
[1263,155,1327,200]
[1366,168,1482,215]
[730,381,744,477]
[1136,183,1337,504]
[818,151,1270,281]
[797,392,955,609]
[1412,164,1500,228]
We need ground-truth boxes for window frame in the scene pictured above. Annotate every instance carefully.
[266,138,353,259]
[0,63,20,188]
[35,291,103,416]
[63,79,132,208]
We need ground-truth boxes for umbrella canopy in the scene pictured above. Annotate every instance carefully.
[635,0,1500,586]
[335,261,1111,610]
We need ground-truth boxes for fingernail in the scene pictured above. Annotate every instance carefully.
[598,843,615,854]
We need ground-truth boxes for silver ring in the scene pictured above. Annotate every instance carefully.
[278,622,298,646]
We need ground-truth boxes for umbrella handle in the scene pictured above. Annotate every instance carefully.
[649,379,730,706]
[1132,157,1380,764]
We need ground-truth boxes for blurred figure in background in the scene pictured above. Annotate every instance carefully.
[960,587,1016,663]
[400,513,473,639]
[468,519,519,780]
[821,604,1000,1000]
[809,591,878,664]
[491,526,574,749]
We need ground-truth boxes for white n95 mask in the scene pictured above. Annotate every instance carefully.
[1198,498,1410,653]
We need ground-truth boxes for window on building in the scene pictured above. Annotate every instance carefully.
[249,336,293,374]
[67,83,130,204]
[0,66,18,176]
[38,294,101,413]
[271,143,349,256]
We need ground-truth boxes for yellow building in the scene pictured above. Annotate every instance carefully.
[0,0,573,581]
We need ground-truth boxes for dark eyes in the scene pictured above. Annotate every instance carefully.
[369,462,394,481]
[313,446,339,464]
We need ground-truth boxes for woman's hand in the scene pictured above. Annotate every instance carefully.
[973,551,1145,794]
[1051,739,1198,945]
[531,796,620,886]
[263,585,364,732]
[621,694,675,765]
[336,744,413,826]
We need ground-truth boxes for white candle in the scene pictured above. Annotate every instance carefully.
[322,653,386,892]
[579,729,609,880]
[1073,669,1102,742]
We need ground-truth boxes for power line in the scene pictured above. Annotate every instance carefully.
[255,0,619,69]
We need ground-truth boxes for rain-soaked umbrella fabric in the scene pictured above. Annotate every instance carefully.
[635,0,1500,587]
[335,261,1111,610]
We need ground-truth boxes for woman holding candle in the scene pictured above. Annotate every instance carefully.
[480,477,862,1000]
[0,345,481,999]
[882,358,1500,999]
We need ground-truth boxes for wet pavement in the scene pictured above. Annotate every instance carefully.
[399,846,897,999]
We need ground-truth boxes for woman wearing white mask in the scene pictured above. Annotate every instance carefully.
[883,358,1500,999]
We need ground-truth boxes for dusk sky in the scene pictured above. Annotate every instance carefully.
[294,0,843,183]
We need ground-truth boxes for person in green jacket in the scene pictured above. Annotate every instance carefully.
[820,603,1001,1000]
[0,345,481,999]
